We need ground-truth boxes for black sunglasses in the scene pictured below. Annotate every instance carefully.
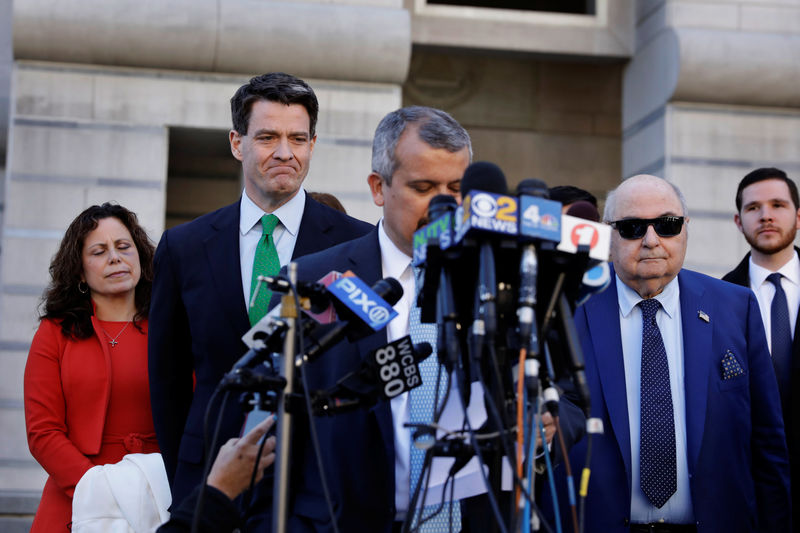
[610,216,685,240]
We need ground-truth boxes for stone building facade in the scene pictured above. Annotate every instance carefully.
[1,0,798,530]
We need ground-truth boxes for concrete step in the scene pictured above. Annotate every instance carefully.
[0,489,39,533]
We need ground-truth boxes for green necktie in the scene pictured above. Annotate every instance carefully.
[249,214,280,326]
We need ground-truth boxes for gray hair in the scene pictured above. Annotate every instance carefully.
[603,176,689,222]
[371,106,472,184]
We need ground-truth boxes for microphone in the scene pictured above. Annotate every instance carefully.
[556,207,611,262]
[459,162,511,339]
[412,194,458,267]
[421,196,461,373]
[564,200,600,222]
[313,337,432,415]
[415,195,458,324]
[241,271,343,350]
[412,195,464,403]
[454,161,517,246]
[235,274,402,373]
[231,316,289,371]
[515,178,560,355]
[532,198,609,311]
[517,179,563,245]
[562,201,611,305]
[577,261,611,306]
[299,276,404,365]
[428,195,459,229]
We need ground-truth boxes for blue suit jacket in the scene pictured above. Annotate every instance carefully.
[550,269,790,532]
[147,195,373,506]
[279,229,397,532]
[261,228,586,532]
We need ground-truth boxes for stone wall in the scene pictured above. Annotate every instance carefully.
[623,0,800,276]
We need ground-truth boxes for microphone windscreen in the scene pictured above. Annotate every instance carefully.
[372,277,404,307]
[566,200,600,222]
[517,178,549,198]
[427,194,458,220]
[413,341,433,361]
[461,161,508,196]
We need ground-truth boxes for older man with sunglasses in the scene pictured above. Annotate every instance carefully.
[547,175,790,533]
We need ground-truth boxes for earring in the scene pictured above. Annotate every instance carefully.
[78,281,89,294]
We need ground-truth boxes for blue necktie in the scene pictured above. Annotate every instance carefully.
[767,273,792,402]
[408,266,461,532]
[638,298,677,509]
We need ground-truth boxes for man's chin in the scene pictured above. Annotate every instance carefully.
[748,233,796,256]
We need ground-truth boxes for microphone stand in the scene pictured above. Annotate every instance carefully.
[272,262,299,533]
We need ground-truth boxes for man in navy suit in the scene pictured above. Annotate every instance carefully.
[278,106,586,533]
[723,167,800,528]
[554,175,790,532]
[282,105,472,532]
[147,72,373,507]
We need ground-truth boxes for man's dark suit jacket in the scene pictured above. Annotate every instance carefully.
[263,228,586,532]
[147,194,373,506]
[723,247,800,527]
[547,268,790,532]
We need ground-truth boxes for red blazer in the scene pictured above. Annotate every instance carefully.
[24,317,120,498]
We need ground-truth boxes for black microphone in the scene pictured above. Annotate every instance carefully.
[418,194,459,324]
[429,194,459,223]
[515,178,551,355]
[233,270,352,373]
[415,195,461,371]
[565,200,600,222]
[299,276,404,365]
[460,162,509,340]
[313,338,432,415]
[564,201,611,305]
[461,161,508,197]
[230,316,289,371]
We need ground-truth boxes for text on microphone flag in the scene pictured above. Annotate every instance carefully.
[556,214,611,261]
[455,190,519,242]
[328,276,399,331]
[412,212,453,266]
[518,195,562,241]
[368,335,423,399]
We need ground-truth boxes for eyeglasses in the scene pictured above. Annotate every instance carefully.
[610,216,685,240]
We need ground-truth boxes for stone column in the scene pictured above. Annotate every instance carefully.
[623,0,800,276]
[0,1,410,520]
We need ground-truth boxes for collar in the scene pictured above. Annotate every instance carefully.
[616,273,679,319]
[377,219,412,280]
[239,188,306,236]
[749,251,800,288]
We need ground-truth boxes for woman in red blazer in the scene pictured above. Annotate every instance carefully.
[24,203,159,532]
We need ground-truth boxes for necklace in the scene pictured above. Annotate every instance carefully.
[99,321,132,347]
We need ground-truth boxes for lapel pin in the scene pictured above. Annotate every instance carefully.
[698,310,710,323]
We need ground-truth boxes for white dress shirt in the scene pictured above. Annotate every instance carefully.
[617,275,695,524]
[748,253,800,353]
[377,220,490,520]
[239,189,306,310]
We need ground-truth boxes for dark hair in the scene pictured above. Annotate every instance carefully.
[230,72,319,137]
[548,185,598,207]
[309,191,347,214]
[41,203,155,340]
[372,106,472,185]
[735,167,798,211]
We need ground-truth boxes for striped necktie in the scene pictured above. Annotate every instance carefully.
[407,265,461,532]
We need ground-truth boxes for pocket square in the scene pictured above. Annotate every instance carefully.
[721,350,745,380]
